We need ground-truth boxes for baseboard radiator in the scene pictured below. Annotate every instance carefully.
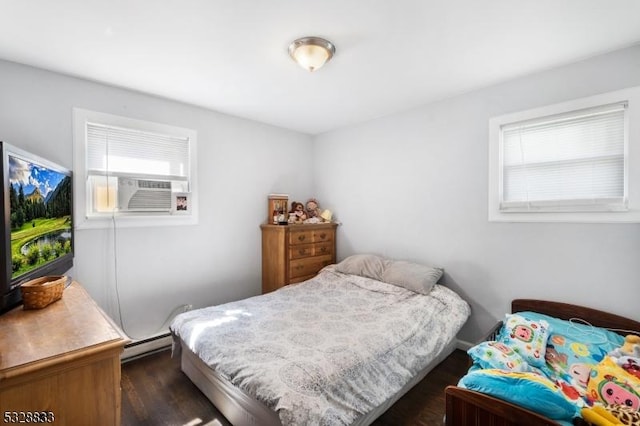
[121,332,173,362]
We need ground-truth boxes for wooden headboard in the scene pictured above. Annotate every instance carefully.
[511,299,640,337]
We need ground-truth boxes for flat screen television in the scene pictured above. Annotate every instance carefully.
[0,141,74,313]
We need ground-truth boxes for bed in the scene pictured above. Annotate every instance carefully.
[444,299,640,426]
[170,254,470,426]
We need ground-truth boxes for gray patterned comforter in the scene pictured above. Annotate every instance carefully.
[170,265,470,425]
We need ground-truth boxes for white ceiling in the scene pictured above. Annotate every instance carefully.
[1,1,640,135]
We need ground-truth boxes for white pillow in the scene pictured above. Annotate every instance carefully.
[334,254,386,281]
[381,260,443,294]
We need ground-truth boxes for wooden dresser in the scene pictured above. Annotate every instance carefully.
[261,222,338,293]
[0,282,128,425]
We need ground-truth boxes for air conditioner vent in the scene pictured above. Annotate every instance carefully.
[127,190,171,210]
[137,180,171,190]
[118,177,172,212]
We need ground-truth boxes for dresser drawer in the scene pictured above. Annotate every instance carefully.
[289,228,335,245]
[289,230,313,245]
[289,254,333,279]
[289,241,334,259]
[312,229,333,243]
[289,243,314,259]
[313,241,333,257]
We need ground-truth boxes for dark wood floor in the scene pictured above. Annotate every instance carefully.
[121,348,469,426]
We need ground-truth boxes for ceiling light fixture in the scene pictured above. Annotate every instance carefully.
[288,37,335,72]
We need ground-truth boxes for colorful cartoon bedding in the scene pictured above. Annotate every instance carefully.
[459,311,640,425]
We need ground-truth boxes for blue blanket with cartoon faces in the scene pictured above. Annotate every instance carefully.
[461,311,629,424]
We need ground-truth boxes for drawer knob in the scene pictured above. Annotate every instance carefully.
[319,233,327,239]
[295,265,304,270]
[298,249,306,255]
[319,247,327,253]
[298,235,306,242]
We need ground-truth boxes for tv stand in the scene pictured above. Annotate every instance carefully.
[0,281,128,425]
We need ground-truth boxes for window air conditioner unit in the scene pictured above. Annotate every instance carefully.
[118,177,172,212]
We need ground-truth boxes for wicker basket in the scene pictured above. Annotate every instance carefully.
[20,275,67,310]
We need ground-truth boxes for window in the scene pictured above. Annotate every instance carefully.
[489,86,640,222]
[73,108,198,228]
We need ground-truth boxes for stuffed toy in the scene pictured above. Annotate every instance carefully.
[288,201,307,224]
[305,198,322,219]
[608,405,640,425]
[582,404,640,425]
[581,405,623,425]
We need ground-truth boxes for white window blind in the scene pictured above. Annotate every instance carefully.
[87,123,190,181]
[73,107,198,228]
[500,102,627,211]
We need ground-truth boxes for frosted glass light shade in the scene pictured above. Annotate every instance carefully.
[288,37,335,72]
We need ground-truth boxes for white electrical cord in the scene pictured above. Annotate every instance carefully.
[104,128,190,342]
[110,215,191,341]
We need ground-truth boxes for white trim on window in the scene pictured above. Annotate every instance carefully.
[73,108,198,228]
[489,86,640,223]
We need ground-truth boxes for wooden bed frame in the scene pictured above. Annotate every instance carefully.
[444,299,640,426]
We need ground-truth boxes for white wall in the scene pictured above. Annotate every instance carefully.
[3,45,639,345]
[0,59,313,339]
[314,45,640,344]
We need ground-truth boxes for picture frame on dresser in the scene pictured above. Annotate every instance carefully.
[267,194,288,225]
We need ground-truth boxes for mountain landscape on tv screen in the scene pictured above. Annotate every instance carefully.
[8,155,72,279]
